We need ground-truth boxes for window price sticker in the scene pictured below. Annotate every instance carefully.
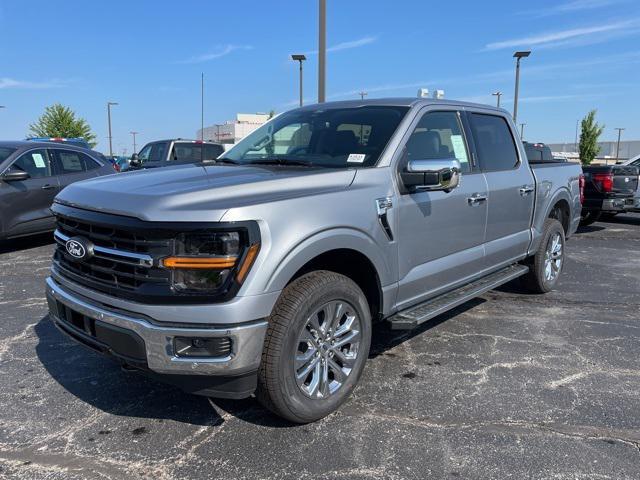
[347,153,366,163]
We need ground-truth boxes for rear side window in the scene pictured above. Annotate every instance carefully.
[9,149,52,178]
[204,144,224,160]
[170,144,202,162]
[55,150,87,173]
[469,113,519,171]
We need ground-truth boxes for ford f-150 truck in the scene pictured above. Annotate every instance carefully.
[46,98,583,423]
[580,164,639,225]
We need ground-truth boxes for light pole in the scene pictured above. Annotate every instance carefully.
[318,0,326,103]
[615,127,625,163]
[130,131,139,154]
[512,51,530,123]
[291,54,307,107]
[519,122,526,140]
[492,91,502,108]
[107,102,118,159]
[359,91,368,100]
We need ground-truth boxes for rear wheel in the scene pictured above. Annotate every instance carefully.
[257,271,371,423]
[522,218,565,293]
[579,210,601,226]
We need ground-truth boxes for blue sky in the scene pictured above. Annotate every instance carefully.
[1,0,639,153]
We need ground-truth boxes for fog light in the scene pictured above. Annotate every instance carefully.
[174,336,232,358]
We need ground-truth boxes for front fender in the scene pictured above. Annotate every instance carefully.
[262,227,394,294]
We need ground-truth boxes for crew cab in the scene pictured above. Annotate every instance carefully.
[129,139,224,170]
[45,98,583,423]
[620,154,640,213]
[580,163,639,225]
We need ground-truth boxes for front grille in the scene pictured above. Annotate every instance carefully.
[52,207,174,301]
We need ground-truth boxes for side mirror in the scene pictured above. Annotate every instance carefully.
[401,158,461,192]
[2,170,30,182]
[129,154,142,168]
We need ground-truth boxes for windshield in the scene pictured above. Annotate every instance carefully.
[224,106,409,168]
[0,147,17,164]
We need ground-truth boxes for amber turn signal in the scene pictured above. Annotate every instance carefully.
[236,243,260,283]
[162,256,237,269]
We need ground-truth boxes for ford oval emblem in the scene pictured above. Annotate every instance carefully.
[65,238,89,260]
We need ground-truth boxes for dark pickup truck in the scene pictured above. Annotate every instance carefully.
[581,164,639,225]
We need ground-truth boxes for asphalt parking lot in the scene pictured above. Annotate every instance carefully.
[1,214,639,480]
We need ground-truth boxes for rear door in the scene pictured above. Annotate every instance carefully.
[0,148,59,236]
[468,112,535,268]
[395,108,489,309]
[51,149,102,191]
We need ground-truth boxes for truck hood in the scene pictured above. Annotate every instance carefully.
[55,164,356,222]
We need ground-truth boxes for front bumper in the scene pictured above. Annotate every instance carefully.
[45,276,268,378]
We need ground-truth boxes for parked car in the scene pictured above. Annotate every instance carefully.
[620,154,640,213]
[27,137,92,150]
[0,141,116,240]
[129,139,224,169]
[580,163,639,225]
[46,98,583,423]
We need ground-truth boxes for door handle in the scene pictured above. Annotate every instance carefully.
[467,193,487,206]
[41,184,55,190]
[519,185,535,196]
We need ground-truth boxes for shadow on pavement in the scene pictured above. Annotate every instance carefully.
[35,315,226,427]
[575,225,606,234]
[0,232,54,254]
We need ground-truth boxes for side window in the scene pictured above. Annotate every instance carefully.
[138,142,168,163]
[55,150,87,174]
[82,153,101,170]
[204,144,224,160]
[405,111,471,172]
[469,113,519,171]
[9,149,53,178]
[170,144,201,162]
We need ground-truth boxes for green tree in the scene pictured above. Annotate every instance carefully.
[578,110,604,165]
[28,103,97,148]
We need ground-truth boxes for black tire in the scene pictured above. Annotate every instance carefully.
[256,271,372,423]
[521,218,566,293]
[579,210,601,226]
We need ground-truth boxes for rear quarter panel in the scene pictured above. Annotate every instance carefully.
[529,162,583,254]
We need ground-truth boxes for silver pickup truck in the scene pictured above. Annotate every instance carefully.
[46,98,583,423]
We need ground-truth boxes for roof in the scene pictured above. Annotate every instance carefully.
[295,97,504,112]
[142,139,223,144]
[0,141,103,156]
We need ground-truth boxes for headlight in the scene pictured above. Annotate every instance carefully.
[162,230,260,293]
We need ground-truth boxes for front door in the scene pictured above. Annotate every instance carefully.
[0,148,59,237]
[395,109,488,310]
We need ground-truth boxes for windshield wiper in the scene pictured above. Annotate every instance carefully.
[247,158,314,167]
[211,157,241,165]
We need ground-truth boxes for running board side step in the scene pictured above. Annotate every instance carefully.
[387,264,529,330]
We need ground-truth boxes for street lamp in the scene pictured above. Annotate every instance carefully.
[512,51,530,123]
[130,131,139,154]
[615,127,625,163]
[359,91,368,100]
[492,91,502,108]
[291,54,307,107]
[318,0,326,103]
[107,102,118,159]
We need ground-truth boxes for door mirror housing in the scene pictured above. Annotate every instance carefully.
[129,153,142,169]
[1,170,30,182]
[401,158,461,192]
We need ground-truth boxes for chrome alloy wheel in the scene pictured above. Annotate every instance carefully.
[544,232,563,282]
[295,300,361,399]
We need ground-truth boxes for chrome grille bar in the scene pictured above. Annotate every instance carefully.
[54,230,154,267]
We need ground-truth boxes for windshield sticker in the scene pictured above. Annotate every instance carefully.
[347,153,366,163]
[450,135,468,164]
[32,153,46,168]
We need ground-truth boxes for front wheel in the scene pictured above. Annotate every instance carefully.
[522,218,566,293]
[257,271,372,423]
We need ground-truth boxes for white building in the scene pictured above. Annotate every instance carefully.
[198,113,271,145]
[548,140,640,163]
